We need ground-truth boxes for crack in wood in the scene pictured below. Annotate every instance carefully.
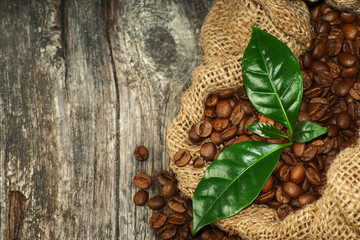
[6,191,27,240]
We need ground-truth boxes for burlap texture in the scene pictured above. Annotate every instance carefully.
[166,0,360,239]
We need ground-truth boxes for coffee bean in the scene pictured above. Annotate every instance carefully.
[301,178,311,192]
[327,124,339,137]
[277,204,293,220]
[209,232,225,240]
[302,70,313,90]
[337,52,357,68]
[310,60,329,73]
[340,12,357,23]
[133,190,149,206]
[273,161,284,174]
[327,38,342,56]
[312,42,326,59]
[298,111,312,122]
[340,66,358,78]
[193,157,206,168]
[168,196,187,213]
[283,181,302,198]
[336,111,352,129]
[257,189,275,203]
[261,175,274,193]
[327,62,341,78]
[162,181,178,198]
[134,145,149,161]
[218,89,235,99]
[349,83,360,100]
[281,152,297,166]
[304,84,324,99]
[291,163,306,184]
[232,135,251,144]
[133,173,152,189]
[298,193,316,206]
[216,100,232,118]
[157,224,177,240]
[149,212,167,229]
[277,165,291,182]
[305,167,322,186]
[205,94,219,107]
[322,9,338,22]
[157,171,175,186]
[303,52,313,68]
[293,142,305,158]
[276,187,291,204]
[148,196,166,210]
[200,142,217,161]
[342,24,358,40]
[213,118,229,131]
[168,212,187,225]
[174,225,189,240]
[245,116,258,135]
[239,100,254,115]
[302,145,317,162]
[334,78,354,97]
[195,120,212,138]
[229,104,245,126]
[189,126,204,144]
[210,131,224,145]
[220,126,238,141]
[173,149,192,167]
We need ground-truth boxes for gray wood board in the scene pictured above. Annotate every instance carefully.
[0,0,214,239]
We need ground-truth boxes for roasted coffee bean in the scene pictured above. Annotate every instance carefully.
[301,178,311,192]
[348,102,359,118]
[340,12,357,23]
[195,120,212,138]
[323,137,335,154]
[293,142,305,158]
[336,111,352,129]
[314,70,333,87]
[218,89,235,99]
[334,78,354,97]
[238,100,254,115]
[302,145,317,162]
[204,108,215,118]
[276,187,291,204]
[193,157,206,168]
[337,52,357,67]
[162,180,178,198]
[229,104,245,125]
[257,190,275,203]
[174,225,189,240]
[327,124,339,137]
[342,24,358,40]
[309,103,327,121]
[298,193,316,206]
[305,167,322,186]
[168,212,187,226]
[245,116,258,135]
[303,52,313,68]
[312,41,326,59]
[220,126,238,141]
[189,126,204,144]
[168,196,187,213]
[157,224,177,240]
[261,175,274,193]
[327,62,341,78]
[281,152,297,166]
[302,70,313,90]
[173,149,192,167]
[133,173,152,189]
[349,83,360,100]
[157,171,175,185]
[213,118,229,131]
[232,135,251,144]
[277,204,293,220]
[327,38,342,57]
[216,100,232,118]
[298,111,312,122]
[283,181,302,198]
[209,232,225,240]
[205,94,219,107]
[273,161,284,174]
[304,84,324,99]
[310,60,329,73]
[148,196,166,210]
[340,66,358,78]
[210,131,224,145]
[133,190,149,206]
[277,165,291,182]
[200,228,213,240]
[149,212,167,229]
[134,145,149,161]
[187,207,193,218]
[200,142,217,161]
[266,201,281,209]
[291,163,306,184]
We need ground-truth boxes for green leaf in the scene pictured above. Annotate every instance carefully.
[242,25,303,135]
[292,121,329,143]
[245,122,289,139]
[192,141,291,234]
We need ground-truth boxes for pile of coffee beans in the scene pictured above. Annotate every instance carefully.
[132,145,240,239]
[172,3,360,220]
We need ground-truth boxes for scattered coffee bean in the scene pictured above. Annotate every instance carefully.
[157,170,175,186]
[133,145,149,161]
[168,196,187,213]
[133,190,149,206]
[283,181,302,198]
[162,180,178,198]
[148,196,166,210]
[168,212,187,225]
[200,142,217,161]
[133,173,152,189]
[195,120,212,138]
[173,149,192,167]
[149,212,167,229]
[277,204,293,220]
[157,224,177,240]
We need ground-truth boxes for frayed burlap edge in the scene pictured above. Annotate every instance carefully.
[166,0,360,239]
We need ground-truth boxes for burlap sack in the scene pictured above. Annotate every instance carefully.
[166,0,360,239]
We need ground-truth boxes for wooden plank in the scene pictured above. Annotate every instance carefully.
[0,0,214,239]
[112,0,213,239]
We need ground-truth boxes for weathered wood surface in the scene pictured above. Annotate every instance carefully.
[0,0,213,239]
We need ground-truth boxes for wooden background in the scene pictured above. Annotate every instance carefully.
[0,0,214,239]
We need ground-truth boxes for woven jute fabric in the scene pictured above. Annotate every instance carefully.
[166,0,360,239]
[323,0,360,13]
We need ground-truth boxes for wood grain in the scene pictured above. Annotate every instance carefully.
[0,0,213,239]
